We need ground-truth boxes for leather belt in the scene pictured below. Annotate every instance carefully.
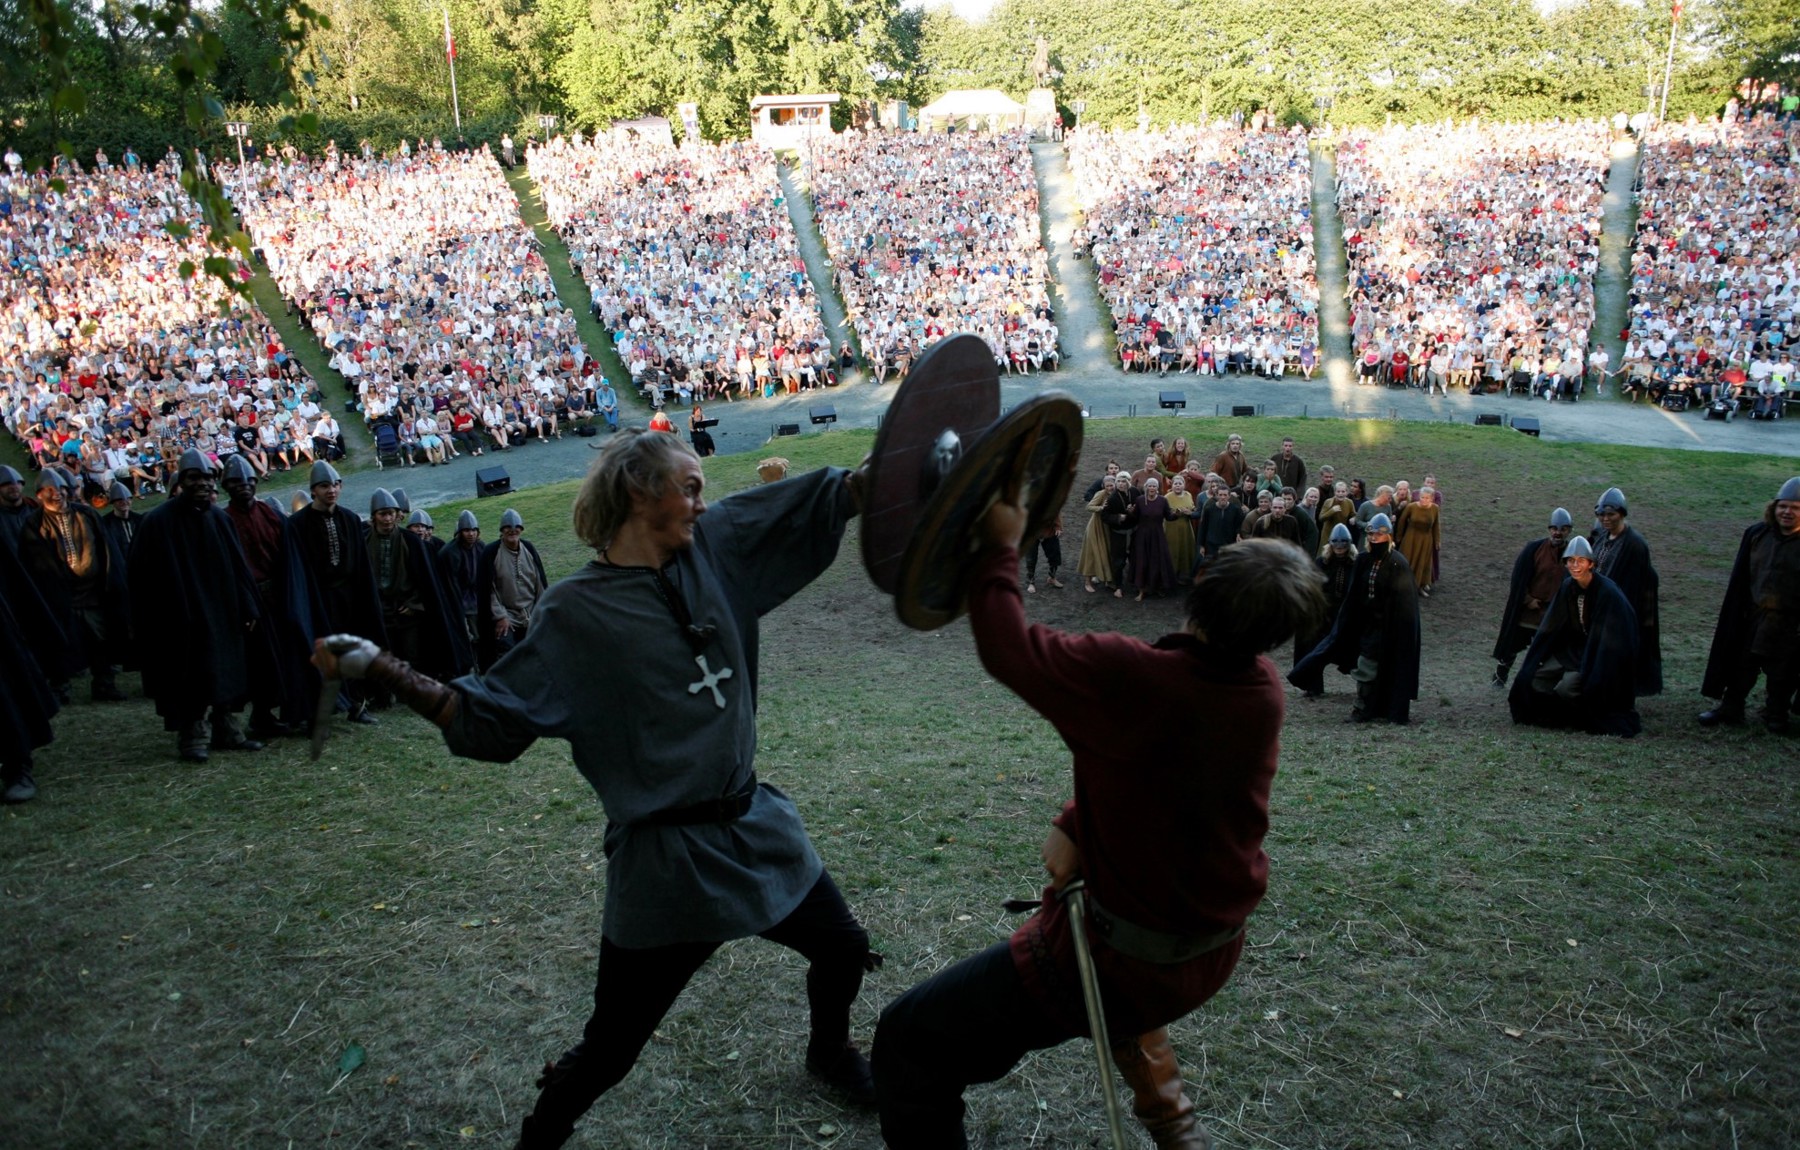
[1085,893,1244,966]
[640,774,759,827]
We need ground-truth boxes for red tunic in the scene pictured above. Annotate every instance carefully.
[968,545,1282,1035]
[225,500,285,585]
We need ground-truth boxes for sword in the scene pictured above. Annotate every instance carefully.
[1060,879,1130,1150]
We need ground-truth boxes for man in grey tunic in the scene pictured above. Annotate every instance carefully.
[311,429,878,1149]
[476,507,548,667]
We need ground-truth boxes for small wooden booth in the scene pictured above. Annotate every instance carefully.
[749,94,840,148]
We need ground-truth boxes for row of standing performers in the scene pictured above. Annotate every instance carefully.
[0,455,548,801]
[1289,482,1798,737]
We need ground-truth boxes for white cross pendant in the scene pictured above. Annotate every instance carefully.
[687,654,734,709]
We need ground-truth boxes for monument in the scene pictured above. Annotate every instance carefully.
[1025,36,1060,138]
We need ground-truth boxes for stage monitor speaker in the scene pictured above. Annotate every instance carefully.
[1474,413,1503,426]
[1512,416,1541,437]
[810,406,838,425]
[1159,391,1187,410]
[1231,405,1257,417]
[776,423,801,437]
[476,465,512,497]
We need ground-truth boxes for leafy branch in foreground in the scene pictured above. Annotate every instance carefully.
[20,0,329,300]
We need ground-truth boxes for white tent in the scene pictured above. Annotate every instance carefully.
[916,89,1027,132]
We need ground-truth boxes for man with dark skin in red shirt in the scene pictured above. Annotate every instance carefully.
[872,489,1324,1149]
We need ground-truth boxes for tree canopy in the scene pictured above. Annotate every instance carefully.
[3,0,1790,165]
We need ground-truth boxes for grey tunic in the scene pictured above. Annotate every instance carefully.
[444,466,853,948]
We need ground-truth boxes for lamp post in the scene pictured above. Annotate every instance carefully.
[538,114,558,145]
[1656,2,1680,125]
[224,121,251,192]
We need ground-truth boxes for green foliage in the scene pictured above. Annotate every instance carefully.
[914,0,1735,128]
[5,0,1770,172]
[1701,0,1800,90]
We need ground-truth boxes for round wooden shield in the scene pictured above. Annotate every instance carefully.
[861,334,1001,595]
[892,393,1084,632]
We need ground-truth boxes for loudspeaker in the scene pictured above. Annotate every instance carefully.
[476,465,512,497]
[1512,416,1541,437]
[1474,413,1503,426]
[809,406,837,425]
[1159,391,1187,410]
[1231,405,1257,417]
[776,423,801,437]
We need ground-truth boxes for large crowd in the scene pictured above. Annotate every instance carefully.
[0,158,323,498]
[5,116,1795,497]
[529,132,833,406]
[1624,119,1798,413]
[807,130,1058,382]
[1069,126,1320,378]
[240,143,598,462]
[1336,121,1610,399]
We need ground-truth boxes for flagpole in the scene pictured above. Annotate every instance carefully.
[444,7,463,136]
[1657,1,1680,125]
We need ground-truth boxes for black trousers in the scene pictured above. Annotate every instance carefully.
[1108,530,1131,587]
[524,870,869,1144]
[1723,648,1799,718]
[873,941,1076,1149]
[71,600,116,691]
[1025,535,1062,581]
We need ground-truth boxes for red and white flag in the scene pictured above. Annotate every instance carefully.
[443,10,457,59]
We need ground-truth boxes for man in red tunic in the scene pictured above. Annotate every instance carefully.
[220,454,293,738]
[873,512,1324,1148]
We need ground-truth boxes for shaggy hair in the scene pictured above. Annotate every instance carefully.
[1185,540,1326,659]
[572,428,697,551]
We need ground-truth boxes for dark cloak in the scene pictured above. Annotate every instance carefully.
[1295,549,1357,669]
[440,536,484,622]
[1292,504,1319,557]
[1701,521,1800,701]
[380,527,475,681]
[18,502,130,676]
[223,498,296,719]
[1588,525,1662,695]
[1289,546,1421,723]
[127,497,262,727]
[1197,501,1246,561]
[0,544,59,763]
[0,500,78,678]
[276,504,389,720]
[475,537,548,669]
[1508,572,1641,737]
[1493,537,1559,663]
[100,509,145,558]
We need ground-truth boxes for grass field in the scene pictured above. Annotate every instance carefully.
[3,419,1796,1149]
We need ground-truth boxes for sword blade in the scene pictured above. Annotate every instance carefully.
[309,678,339,761]
[1062,882,1130,1150]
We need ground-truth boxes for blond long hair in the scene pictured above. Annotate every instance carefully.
[571,428,697,551]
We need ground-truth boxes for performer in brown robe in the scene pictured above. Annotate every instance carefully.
[1395,488,1441,596]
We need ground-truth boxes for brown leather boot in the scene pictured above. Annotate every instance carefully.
[1110,1028,1212,1150]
